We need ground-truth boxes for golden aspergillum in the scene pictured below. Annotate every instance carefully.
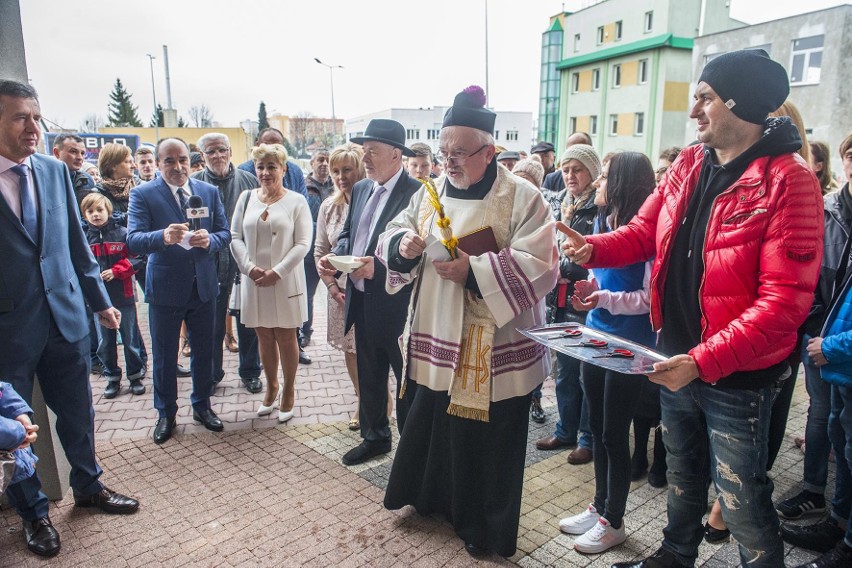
[418,177,457,259]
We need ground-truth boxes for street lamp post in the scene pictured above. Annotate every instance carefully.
[146,53,159,142]
[314,58,343,144]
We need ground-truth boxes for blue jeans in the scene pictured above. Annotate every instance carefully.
[97,304,145,381]
[553,352,592,448]
[803,335,833,493]
[660,379,784,567]
[828,384,852,546]
[88,310,101,365]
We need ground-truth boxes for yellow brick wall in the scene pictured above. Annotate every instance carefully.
[621,61,638,87]
[100,127,254,165]
[578,70,593,92]
[603,22,615,44]
[663,82,691,112]
[617,113,634,137]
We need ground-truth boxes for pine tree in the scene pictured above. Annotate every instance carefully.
[107,78,143,127]
[258,101,269,131]
[149,104,164,127]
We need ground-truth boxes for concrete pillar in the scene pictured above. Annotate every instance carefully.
[0,0,72,502]
[0,0,28,81]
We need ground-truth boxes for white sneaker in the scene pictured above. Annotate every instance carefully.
[573,517,626,554]
[559,504,601,535]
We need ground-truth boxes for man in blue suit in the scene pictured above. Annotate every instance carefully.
[127,137,230,444]
[0,80,139,558]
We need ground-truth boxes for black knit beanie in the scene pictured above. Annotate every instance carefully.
[698,49,789,125]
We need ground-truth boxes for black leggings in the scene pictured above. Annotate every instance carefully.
[581,361,645,528]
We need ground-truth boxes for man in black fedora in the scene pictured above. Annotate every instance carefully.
[318,118,422,465]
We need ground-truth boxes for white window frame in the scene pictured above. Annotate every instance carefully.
[609,114,618,136]
[569,117,577,134]
[574,33,580,52]
[612,64,622,88]
[789,35,823,85]
[571,72,580,93]
[634,112,645,136]
[597,26,604,45]
[644,11,653,33]
[592,68,601,91]
[638,59,648,84]
[590,115,598,136]
[615,20,623,41]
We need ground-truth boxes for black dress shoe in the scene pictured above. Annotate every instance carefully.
[341,440,391,466]
[299,333,312,348]
[242,377,263,394]
[103,380,121,399]
[193,408,224,432]
[647,467,667,488]
[176,364,192,377]
[464,542,490,557]
[781,518,845,553]
[153,416,176,444]
[74,487,139,514]
[795,540,852,568]
[703,521,730,544]
[298,349,312,365]
[129,379,146,395]
[23,517,60,557]
[611,547,692,568]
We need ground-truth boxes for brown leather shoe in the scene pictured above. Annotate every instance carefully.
[567,446,593,465]
[535,435,575,451]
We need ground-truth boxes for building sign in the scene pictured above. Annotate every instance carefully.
[43,133,141,162]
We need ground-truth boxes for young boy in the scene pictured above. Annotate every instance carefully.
[406,143,434,181]
[80,193,146,398]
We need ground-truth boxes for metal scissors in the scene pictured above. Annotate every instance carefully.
[593,348,635,359]
[537,327,584,340]
[566,339,608,348]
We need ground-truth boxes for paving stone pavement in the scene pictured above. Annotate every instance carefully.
[0,291,831,566]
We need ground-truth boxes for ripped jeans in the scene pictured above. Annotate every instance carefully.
[659,373,787,567]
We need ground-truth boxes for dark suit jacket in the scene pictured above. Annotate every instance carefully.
[0,154,111,358]
[334,169,422,333]
[127,176,230,307]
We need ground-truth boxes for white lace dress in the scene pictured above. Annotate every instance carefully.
[314,198,356,353]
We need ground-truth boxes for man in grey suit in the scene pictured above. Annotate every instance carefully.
[0,80,139,558]
[318,119,421,466]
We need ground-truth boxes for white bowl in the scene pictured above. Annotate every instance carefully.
[328,255,365,274]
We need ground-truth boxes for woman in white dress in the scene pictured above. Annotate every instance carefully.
[231,143,312,422]
[314,144,365,430]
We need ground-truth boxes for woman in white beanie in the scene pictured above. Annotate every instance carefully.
[533,145,602,460]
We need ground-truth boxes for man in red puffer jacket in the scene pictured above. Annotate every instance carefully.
[561,49,823,568]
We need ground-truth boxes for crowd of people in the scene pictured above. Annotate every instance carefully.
[2,45,852,567]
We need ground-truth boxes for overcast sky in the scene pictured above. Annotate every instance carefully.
[18,0,849,131]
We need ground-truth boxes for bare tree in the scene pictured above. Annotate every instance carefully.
[81,114,106,132]
[188,104,214,128]
[290,111,314,158]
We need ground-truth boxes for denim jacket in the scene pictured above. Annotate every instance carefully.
[0,382,38,487]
